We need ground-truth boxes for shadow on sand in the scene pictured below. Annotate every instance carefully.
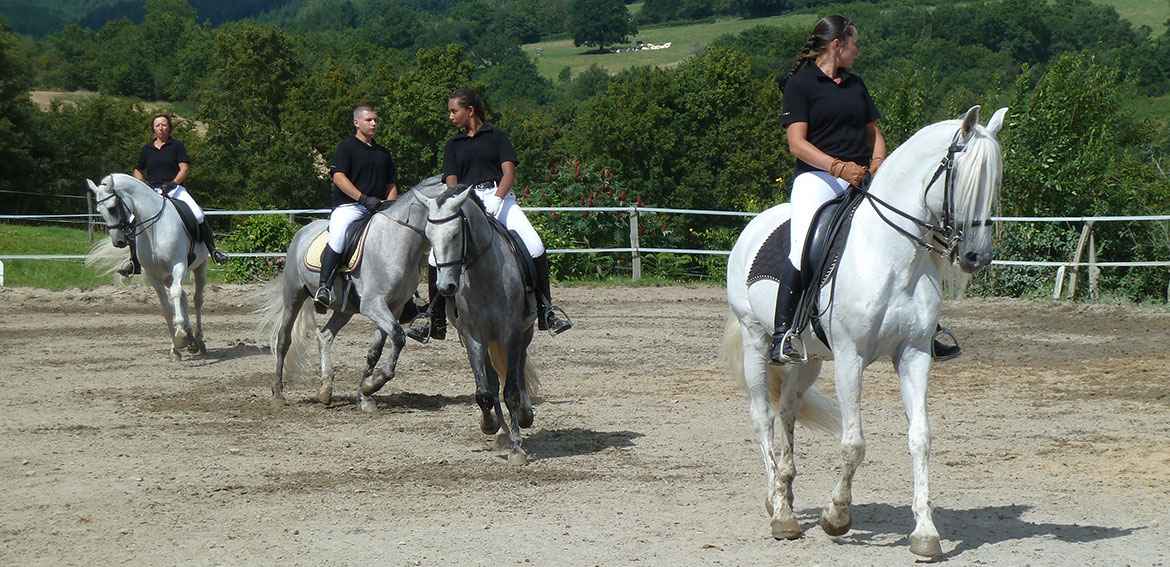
[801,502,1142,560]
[524,428,642,460]
[300,390,477,411]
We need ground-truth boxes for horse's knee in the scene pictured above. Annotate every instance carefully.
[840,438,865,466]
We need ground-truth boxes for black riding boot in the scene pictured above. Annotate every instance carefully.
[116,241,142,277]
[768,261,804,364]
[534,254,572,334]
[315,247,342,309]
[932,323,961,361]
[407,267,447,342]
[199,220,229,264]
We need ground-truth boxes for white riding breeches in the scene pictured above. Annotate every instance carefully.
[788,171,850,268]
[162,184,204,223]
[327,202,371,254]
[428,183,545,266]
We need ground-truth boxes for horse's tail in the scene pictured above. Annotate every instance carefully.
[720,310,841,437]
[253,274,316,376]
[524,359,542,402]
[84,237,127,280]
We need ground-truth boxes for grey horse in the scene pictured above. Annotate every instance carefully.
[416,183,541,465]
[86,173,209,361]
[255,177,437,412]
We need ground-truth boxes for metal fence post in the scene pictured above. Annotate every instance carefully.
[86,192,95,242]
[629,208,641,281]
[1087,221,1099,302]
[0,259,5,287]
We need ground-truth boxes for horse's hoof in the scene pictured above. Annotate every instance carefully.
[170,349,182,362]
[269,396,288,408]
[359,397,378,413]
[910,534,942,558]
[186,339,204,354]
[819,511,851,537]
[494,432,511,450]
[507,449,529,466]
[771,517,802,540]
[317,385,333,405]
[480,413,501,435]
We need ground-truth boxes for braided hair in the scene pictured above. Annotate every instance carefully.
[777,15,855,92]
[449,87,487,122]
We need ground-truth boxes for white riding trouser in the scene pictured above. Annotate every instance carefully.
[428,183,545,266]
[160,184,205,223]
[788,171,850,268]
[327,202,371,254]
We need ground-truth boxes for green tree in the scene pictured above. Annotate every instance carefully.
[0,23,38,192]
[569,0,637,51]
[731,0,790,18]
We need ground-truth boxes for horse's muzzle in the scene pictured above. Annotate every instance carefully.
[960,251,994,273]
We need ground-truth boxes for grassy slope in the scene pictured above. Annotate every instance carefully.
[1097,0,1170,35]
[522,13,815,79]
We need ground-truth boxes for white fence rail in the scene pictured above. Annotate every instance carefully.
[3,207,1170,297]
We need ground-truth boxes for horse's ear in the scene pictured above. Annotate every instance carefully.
[959,105,981,139]
[86,179,100,194]
[986,107,1009,136]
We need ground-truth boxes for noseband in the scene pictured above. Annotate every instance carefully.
[427,207,493,270]
[95,188,167,239]
[861,131,992,261]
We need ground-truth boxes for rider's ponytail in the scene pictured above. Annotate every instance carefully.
[777,15,856,92]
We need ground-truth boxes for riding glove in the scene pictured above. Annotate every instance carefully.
[829,160,868,187]
[360,195,382,210]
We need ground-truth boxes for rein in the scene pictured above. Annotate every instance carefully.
[861,131,992,261]
[95,188,168,239]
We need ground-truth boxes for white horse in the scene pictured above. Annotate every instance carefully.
[723,106,1007,557]
[85,173,209,360]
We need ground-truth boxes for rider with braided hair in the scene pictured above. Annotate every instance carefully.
[773,15,960,364]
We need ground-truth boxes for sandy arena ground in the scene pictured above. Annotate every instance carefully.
[1,284,1168,566]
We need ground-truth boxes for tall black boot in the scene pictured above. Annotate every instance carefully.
[199,220,229,264]
[407,267,446,341]
[534,254,572,334]
[315,247,342,309]
[768,261,804,364]
[116,241,142,277]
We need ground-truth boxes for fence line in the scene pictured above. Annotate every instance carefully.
[3,207,1169,296]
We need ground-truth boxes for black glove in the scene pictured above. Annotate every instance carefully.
[360,195,382,210]
[158,181,178,194]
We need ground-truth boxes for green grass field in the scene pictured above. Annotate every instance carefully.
[0,223,226,289]
[522,12,815,79]
[1098,0,1170,35]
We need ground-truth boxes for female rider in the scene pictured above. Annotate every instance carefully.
[774,15,959,363]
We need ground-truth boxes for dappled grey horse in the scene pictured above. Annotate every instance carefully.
[255,177,437,411]
[417,183,541,465]
[86,173,209,361]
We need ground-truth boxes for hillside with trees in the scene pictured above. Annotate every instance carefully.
[2,0,1169,297]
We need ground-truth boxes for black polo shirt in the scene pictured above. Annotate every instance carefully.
[136,138,190,187]
[329,135,397,207]
[442,124,519,187]
[781,62,881,176]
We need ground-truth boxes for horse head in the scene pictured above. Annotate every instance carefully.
[418,178,472,296]
[917,105,1007,274]
[86,175,135,248]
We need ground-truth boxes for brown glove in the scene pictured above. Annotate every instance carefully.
[869,156,885,174]
[829,159,868,187]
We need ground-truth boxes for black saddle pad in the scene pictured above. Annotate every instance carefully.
[167,198,199,264]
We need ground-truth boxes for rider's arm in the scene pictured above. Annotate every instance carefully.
[496,161,516,198]
[444,175,458,188]
[866,121,887,171]
[174,162,189,185]
[786,123,847,172]
[331,172,364,201]
[132,169,146,181]
[385,183,398,200]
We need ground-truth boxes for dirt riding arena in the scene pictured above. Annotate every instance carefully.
[2,284,1168,565]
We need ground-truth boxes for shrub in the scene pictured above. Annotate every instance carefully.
[220,214,301,283]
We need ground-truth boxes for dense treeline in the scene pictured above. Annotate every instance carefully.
[2,0,1170,297]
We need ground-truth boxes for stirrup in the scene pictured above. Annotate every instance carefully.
[405,312,431,344]
[116,260,139,278]
[769,329,807,365]
[932,327,961,361]
[314,287,333,310]
[542,304,573,335]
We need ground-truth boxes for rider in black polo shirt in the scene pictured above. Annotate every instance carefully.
[119,113,227,276]
[774,15,960,363]
[315,104,399,308]
[409,88,572,340]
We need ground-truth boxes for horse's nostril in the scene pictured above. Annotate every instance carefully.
[964,251,979,263]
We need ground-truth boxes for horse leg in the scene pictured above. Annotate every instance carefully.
[822,352,865,537]
[357,298,406,413]
[515,338,536,429]
[188,262,207,355]
[897,347,942,558]
[740,324,790,538]
[316,310,353,406]
[166,265,193,353]
[272,286,309,403]
[499,342,528,466]
[465,337,500,435]
[151,280,182,361]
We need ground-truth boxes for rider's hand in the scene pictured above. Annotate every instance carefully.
[482,194,503,217]
[360,195,382,210]
[869,156,885,174]
[830,160,868,187]
[159,181,178,194]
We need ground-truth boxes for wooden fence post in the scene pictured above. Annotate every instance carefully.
[86,192,95,242]
[629,209,641,281]
[1087,221,1099,302]
[1066,222,1092,299]
[1052,265,1066,300]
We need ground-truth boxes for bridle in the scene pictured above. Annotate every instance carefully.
[94,186,167,239]
[861,130,993,261]
[426,204,493,270]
